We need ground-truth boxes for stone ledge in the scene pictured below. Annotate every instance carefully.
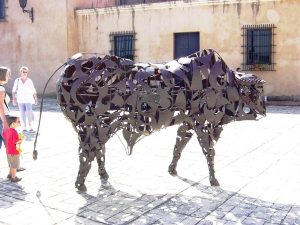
[266,101,300,106]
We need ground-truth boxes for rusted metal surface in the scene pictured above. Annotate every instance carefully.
[57,49,266,191]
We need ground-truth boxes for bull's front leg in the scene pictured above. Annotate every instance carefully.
[75,147,95,192]
[202,146,219,186]
[196,131,220,186]
[168,123,193,176]
[95,144,109,180]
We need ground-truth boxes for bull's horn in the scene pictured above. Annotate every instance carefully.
[67,53,83,64]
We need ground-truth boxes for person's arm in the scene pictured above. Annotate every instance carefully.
[0,91,8,131]
[13,131,21,145]
[16,139,22,144]
[33,93,38,104]
[30,79,38,104]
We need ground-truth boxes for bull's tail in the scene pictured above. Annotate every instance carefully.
[33,53,83,160]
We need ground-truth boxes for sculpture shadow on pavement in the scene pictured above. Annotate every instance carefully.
[73,180,297,224]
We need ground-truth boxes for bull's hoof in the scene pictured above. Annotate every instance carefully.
[210,178,220,186]
[168,166,178,176]
[75,182,87,192]
[100,172,109,180]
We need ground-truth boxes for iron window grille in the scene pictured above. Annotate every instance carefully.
[110,31,136,61]
[0,0,6,20]
[242,24,276,71]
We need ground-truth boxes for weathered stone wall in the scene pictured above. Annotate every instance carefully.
[75,0,300,98]
[0,0,70,95]
[0,0,299,98]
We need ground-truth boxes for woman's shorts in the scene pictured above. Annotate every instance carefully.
[7,154,20,169]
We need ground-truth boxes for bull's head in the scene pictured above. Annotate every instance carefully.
[234,72,266,118]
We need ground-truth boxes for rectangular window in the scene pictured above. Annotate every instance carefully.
[110,32,136,61]
[174,32,200,59]
[0,0,5,20]
[242,24,276,71]
[118,0,127,5]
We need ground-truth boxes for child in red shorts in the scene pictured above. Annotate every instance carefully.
[3,116,23,182]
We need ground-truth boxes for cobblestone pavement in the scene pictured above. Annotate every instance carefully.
[0,98,299,225]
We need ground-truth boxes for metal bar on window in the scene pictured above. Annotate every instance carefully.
[0,0,5,19]
[242,24,276,71]
[110,31,135,61]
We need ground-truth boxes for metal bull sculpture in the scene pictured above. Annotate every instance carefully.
[57,49,266,192]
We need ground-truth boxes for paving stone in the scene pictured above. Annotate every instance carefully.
[242,217,266,225]
[248,206,276,220]
[263,223,281,225]
[58,215,108,225]
[121,207,145,217]
[190,207,212,218]
[222,212,247,223]
[118,214,158,225]
[155,212,187,224]
[99,204,129,215]
[77,209,111,223]
[0,102,299,224]
[179,216,202,225]
[172,202,200,215]
[288,205,300,217]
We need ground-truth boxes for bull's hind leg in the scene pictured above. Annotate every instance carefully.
[75,147,95,192]
[168,123,193,176]
[196,129,220,186]
[95,144,109,180]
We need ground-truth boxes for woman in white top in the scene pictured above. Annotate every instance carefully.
[0,66,11,148]
[12,66,37,132]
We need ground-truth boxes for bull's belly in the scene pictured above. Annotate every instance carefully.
[121,109,189,135]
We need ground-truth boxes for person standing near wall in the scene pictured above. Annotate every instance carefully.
[0,66,11,149]
[12,66,37,132]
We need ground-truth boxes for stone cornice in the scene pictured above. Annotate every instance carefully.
[75,0,280,15]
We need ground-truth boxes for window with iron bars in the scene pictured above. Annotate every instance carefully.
[110,32,136,61]
[242,24,276,71]
[174,32,200,59]
[0,0,6,20]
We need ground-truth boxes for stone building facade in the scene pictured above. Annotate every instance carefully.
[0,0,299,100]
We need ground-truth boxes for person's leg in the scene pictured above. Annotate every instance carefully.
[7,155,12,178]
[18,103,27,130]
[11,155,21,182]
[0,135,2,150]
[7,155,18,179]
[24,103,34,130]
[0,119,3,149]
[10,168,22,182]
[10,168,16,178]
